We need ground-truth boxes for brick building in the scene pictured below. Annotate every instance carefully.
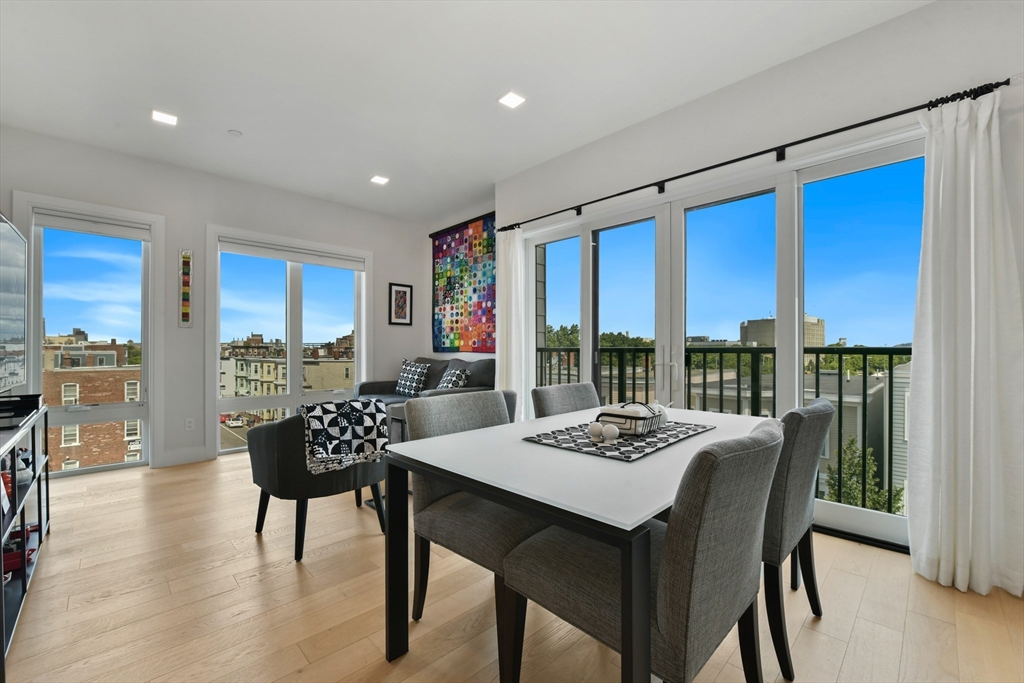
[42,337,142,470]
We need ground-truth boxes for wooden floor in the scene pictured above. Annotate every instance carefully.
[6,453,1022,683]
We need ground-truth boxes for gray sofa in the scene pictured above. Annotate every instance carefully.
[354,356,496,404]
[354,356,497,439]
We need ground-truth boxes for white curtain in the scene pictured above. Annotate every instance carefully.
[908,90,1024,597]
[495,227,528,421]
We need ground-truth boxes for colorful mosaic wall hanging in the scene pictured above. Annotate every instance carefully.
[432,213,496,353]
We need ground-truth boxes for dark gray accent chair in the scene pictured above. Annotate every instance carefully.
[762,397,835,681]
[247,414,386,561]
[403,390,548,629]
[498,420,785,683]
[530,382,601,418]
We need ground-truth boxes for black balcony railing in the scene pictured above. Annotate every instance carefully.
[804,346,912,515]
[684,346,777,417]
[535,343,913,516]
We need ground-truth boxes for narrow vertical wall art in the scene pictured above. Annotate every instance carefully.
[179,249,193,327]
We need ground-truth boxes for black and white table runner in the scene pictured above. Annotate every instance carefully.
[524,421,715,462]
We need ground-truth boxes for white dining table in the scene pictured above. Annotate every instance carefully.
[383,406,769,683]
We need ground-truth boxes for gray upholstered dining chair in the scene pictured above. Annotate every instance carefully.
[404,390,547,622]
[531,381,601,418]
[496,420,785,683]
[762,397,834,681]
[247,414,386,562]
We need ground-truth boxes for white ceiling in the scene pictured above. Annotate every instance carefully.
[0,1,929,224]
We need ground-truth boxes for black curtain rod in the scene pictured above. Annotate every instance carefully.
[496,77,1011,233]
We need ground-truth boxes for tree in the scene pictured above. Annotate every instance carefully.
[824,437,904,514]
[545,324,580,348]
[124,341,142,366]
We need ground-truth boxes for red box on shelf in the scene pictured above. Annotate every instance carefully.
[3,546,36,572]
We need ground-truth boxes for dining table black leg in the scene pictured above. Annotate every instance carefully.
[619,527,651,683]
[385,461,409,661]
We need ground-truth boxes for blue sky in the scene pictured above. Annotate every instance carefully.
[42,229,142,342]
[41,158,922,350]
[42,236,354,345]
[219,253,355,344]
[543,156,925,347]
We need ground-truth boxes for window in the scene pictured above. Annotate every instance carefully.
[124,452,142,463]
[36,216,150,473]
[535,236,581,390]
[302,263,358,394]
[219,252,286,399]
[61,424,79,446]
[216,232,367,454]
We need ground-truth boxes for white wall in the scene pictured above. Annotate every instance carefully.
[496,1,1024,225]
[0,125,433,466]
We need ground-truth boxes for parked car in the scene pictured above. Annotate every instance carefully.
[225,416,244,428]
[220,414,228,423]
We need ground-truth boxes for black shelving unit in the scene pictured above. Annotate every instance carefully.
[0,394,50,679]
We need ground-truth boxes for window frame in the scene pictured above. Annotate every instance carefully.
[207,224,373,454]
[62,383,79,406]
[61,424,79,446]
[16,190,163,474]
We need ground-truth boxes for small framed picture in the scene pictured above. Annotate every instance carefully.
[388,283,413,326]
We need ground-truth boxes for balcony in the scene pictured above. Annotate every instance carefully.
[536,344,912,515]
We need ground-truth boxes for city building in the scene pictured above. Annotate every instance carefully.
[739,315,826,347]
[40,333,142,470]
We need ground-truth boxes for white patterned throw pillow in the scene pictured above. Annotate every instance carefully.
[396,359,430,397]
[436,367,471,390]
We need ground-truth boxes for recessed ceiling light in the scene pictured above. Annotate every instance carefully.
[498,92,526,109]
[228,129,243,137]
[151,110,177,125]
[370,175,389,185]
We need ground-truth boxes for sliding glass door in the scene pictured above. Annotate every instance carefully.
[530,206,676,411]
[799,141,924,543]
[681,190,777,416]
[524,140,924,545]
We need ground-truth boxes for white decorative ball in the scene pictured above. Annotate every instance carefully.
[602,424,619,442]
[588,422,605,440]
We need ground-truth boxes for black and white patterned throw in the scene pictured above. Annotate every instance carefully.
[299,399,389,475]
[396,359,430,397]
[524,421,715,462]
[436,367,471,389]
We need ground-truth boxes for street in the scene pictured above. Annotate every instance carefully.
[219,423,250,449]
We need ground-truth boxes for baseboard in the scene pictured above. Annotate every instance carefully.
[151,446,217,468]
[812,524,911,555]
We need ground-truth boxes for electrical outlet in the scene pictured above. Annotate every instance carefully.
[185,418,195,432]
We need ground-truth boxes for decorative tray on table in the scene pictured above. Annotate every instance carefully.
[524,403,715,462]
